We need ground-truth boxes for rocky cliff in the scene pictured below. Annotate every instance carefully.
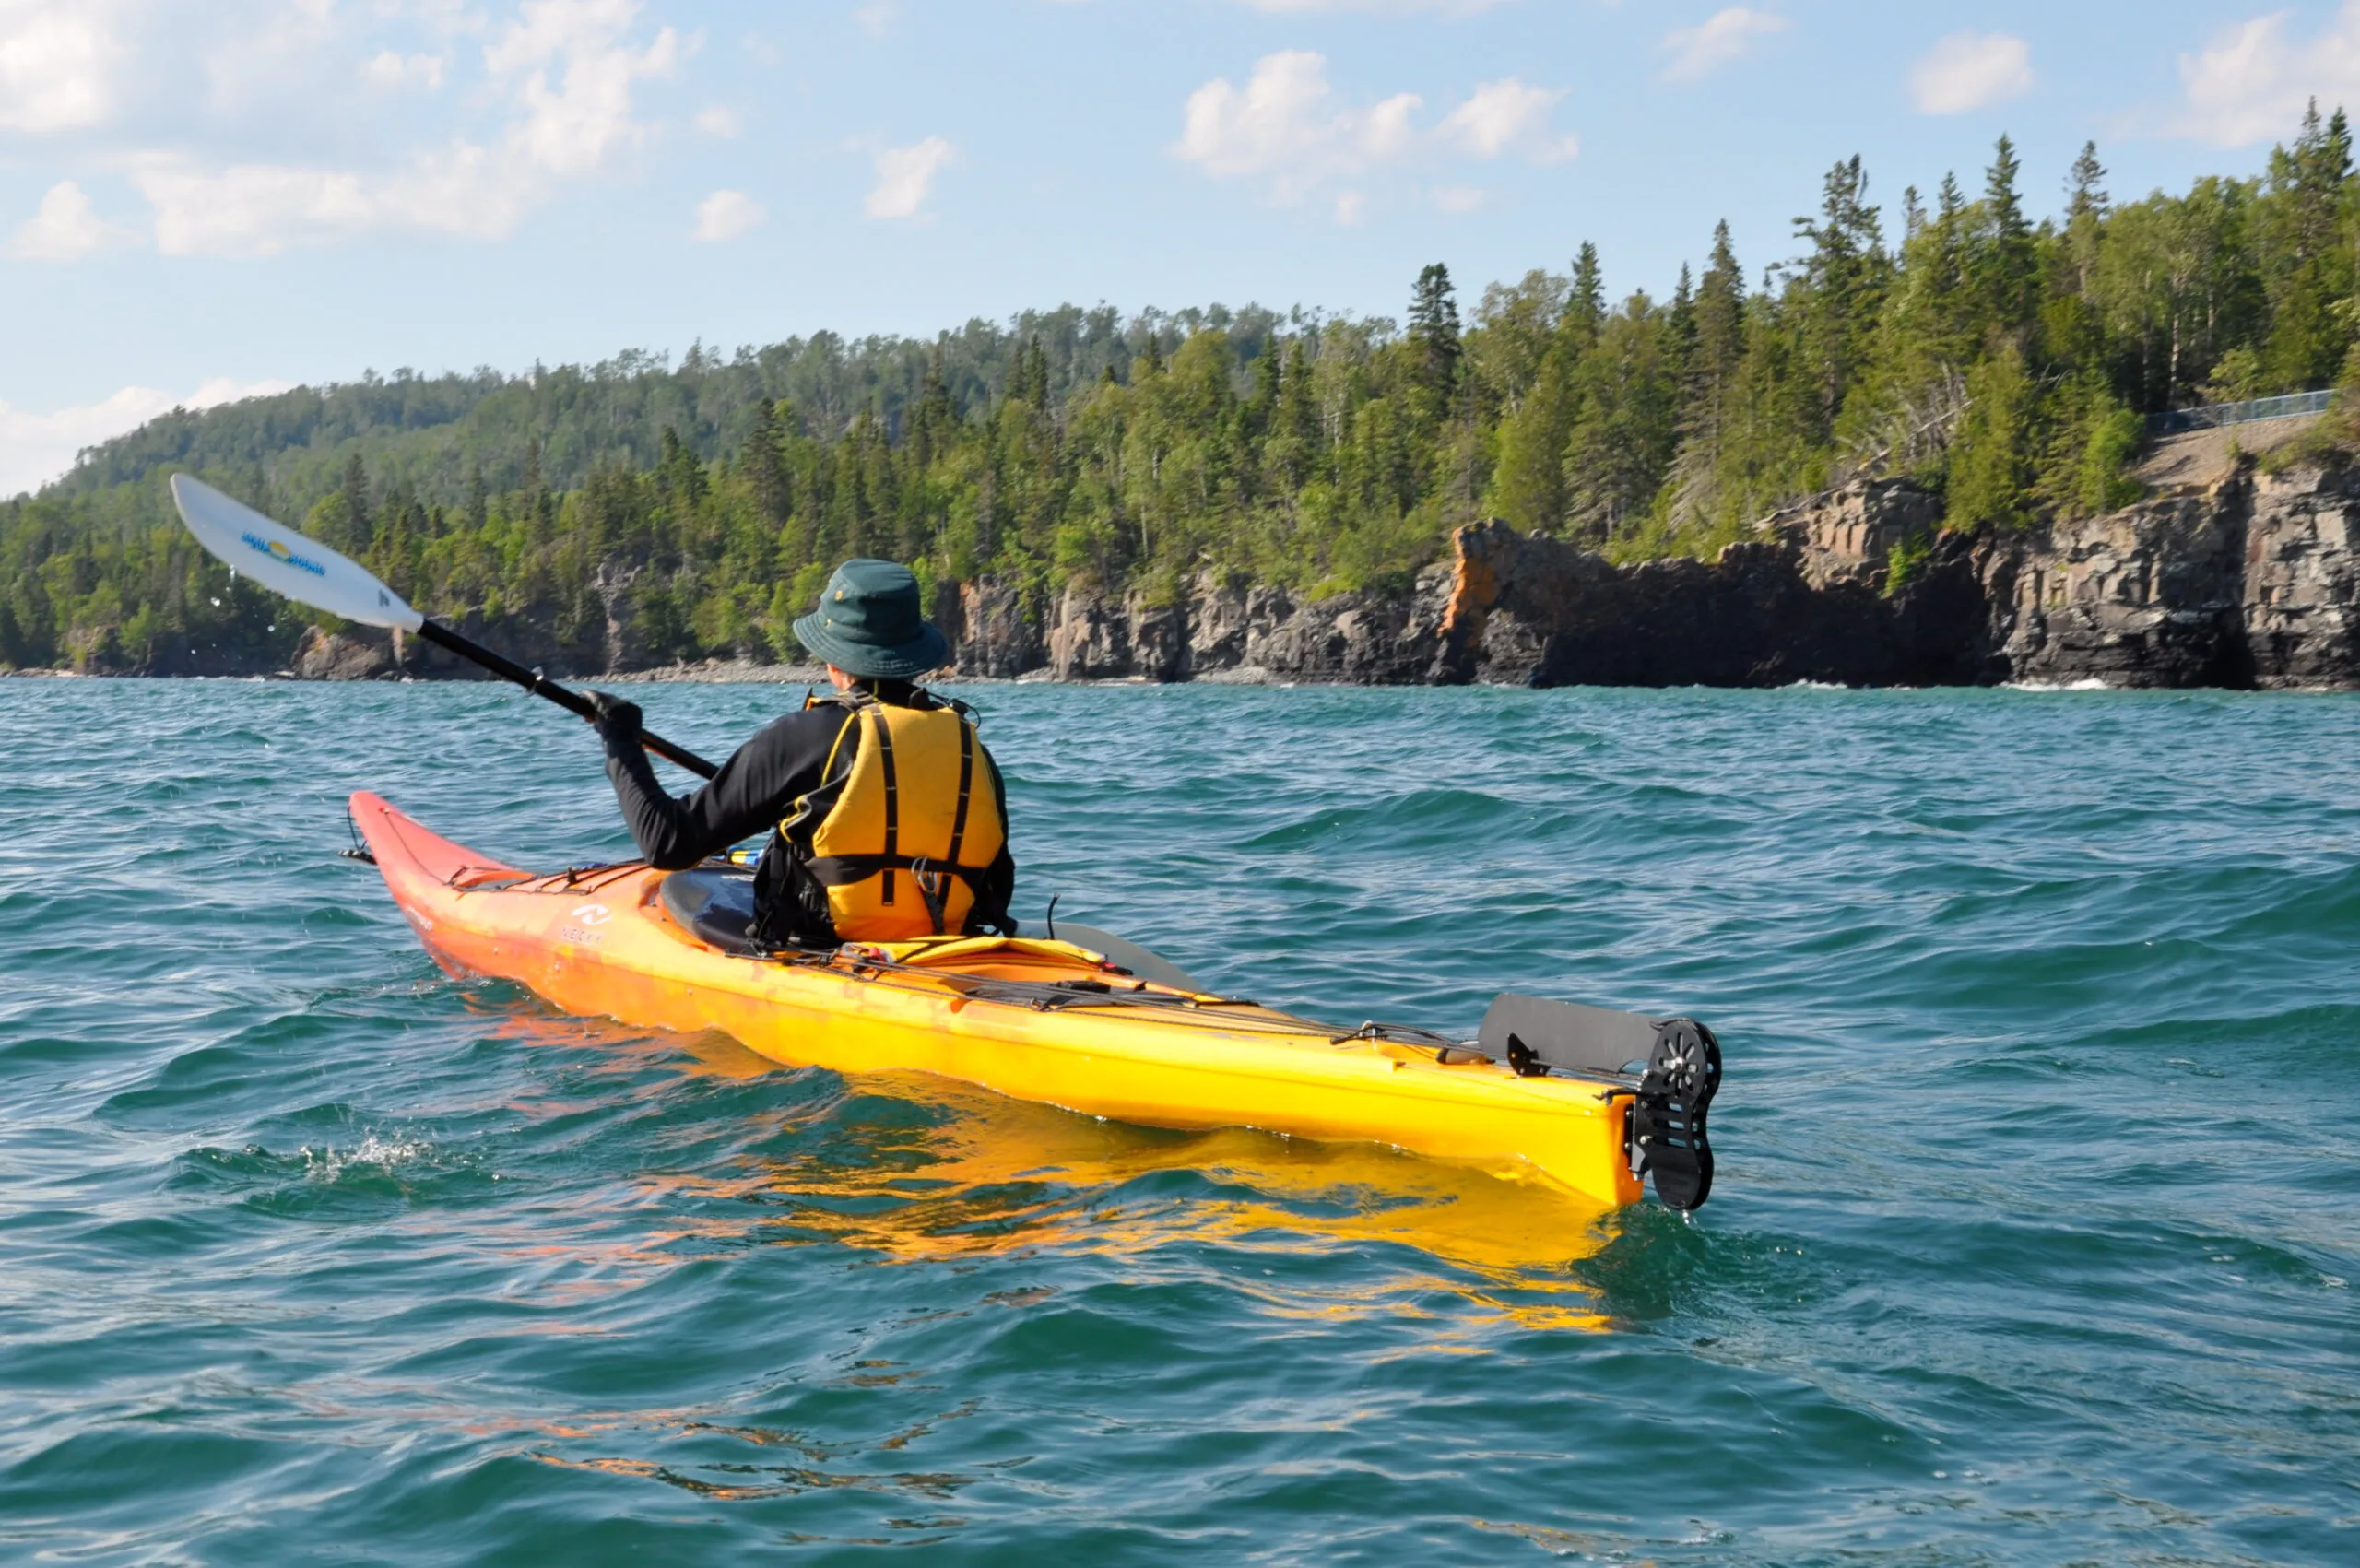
[207,437,2360,691]
[1989,457,2360,689]
[923,444,2360,691]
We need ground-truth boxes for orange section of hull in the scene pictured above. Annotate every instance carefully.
[350,792,1644,1208]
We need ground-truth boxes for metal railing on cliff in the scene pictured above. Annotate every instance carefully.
[2146,389,2334,435]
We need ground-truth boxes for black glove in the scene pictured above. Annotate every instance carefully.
[584,690,643,742]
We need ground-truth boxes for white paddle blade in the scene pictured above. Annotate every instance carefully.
[170,472,424,632]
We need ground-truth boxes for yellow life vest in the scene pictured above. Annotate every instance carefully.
[787,693,1007,941]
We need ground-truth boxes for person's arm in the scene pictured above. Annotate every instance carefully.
[599,704,850,870]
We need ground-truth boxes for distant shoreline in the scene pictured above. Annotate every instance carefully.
[0,657,1288,688]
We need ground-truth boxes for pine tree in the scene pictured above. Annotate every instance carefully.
[1490,348,1574,532]
[1247,340,1280,440]
[1667,264,1697,359]
[310,453,372,556]
[1792,155,1888,442]
[1563,242,1605,355]
[744,400,791,526]
[1947,340,2036,530]
[1668,222,1748,524]
[1266,339,1318,489]
[1407,263,1463,424]
[2064,140,2108,296]
[2259,100,2356,391]
[1974,136,2040,345]
[1564,293,1678,542]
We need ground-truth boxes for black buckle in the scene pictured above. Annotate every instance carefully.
[908,855,950,933]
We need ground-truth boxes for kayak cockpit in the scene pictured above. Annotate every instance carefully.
[655,865,1222,996]
[657,864,768,954]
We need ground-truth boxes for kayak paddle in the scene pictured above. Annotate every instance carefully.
[169,473,718,779]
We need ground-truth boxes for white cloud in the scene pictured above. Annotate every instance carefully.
[61,0,685,256]
[487,0,680,179]
[1662,8,1789,83]
[1238,0,1513,12]
[1178,51,1409,195]
[866,135,954,218]
[692,186,760,241]
[1438,77,1575,162]
[0,376,294,498]
[132,141,538,255]
[852,0,896,36]
[0,0,120,132]
[2178,3,2360,147]
[1909,30,2032,115]
[1175,52,1575,216]
[694,102,739,136]
[6,179,139,260]
[1433,184,1489,212]
[362,49,447,90]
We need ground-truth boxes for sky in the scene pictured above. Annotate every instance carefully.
[6,0,2360,495]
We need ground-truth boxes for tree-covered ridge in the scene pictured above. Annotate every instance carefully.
[7,112,2360,676]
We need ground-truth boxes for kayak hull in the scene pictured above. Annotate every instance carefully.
[352,792,1645,1208]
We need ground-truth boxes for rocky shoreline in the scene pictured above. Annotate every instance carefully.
[21,434,2360,693]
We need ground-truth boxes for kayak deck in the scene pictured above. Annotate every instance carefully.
[351,792,1650,1208]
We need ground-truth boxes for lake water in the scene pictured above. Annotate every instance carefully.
[1,678,2354,1565]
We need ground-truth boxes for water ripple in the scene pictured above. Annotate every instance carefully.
[2,678,2355,1564]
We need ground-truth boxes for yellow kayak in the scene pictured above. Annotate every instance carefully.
[350,791,1720,1209]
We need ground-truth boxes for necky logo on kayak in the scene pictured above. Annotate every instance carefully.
[239,529,327,577]
[557,903,613,947]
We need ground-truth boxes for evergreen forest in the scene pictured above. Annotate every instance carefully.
[7,111,2360,676]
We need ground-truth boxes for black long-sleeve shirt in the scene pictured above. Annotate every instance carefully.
[601,690,1016,937]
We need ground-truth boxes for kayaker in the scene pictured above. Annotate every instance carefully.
[585,559,1016,947]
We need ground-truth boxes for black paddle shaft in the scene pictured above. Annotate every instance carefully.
[414,619,719,779]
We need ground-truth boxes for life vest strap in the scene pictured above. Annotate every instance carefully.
[945,719,974,869]
[872,705,900,906]
[806,852,992,934]
[804,852,995,884]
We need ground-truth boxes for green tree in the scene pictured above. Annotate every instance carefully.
[1407,263,1464,426]
[1564,292,1679,541]
[1972,136,2041,346]
[1947,341,2038,529]
[2257,100,2356,391]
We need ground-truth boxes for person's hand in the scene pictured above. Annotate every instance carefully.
[584,690,642,742]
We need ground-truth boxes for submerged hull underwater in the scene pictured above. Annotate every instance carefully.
[352,792,1706,1209]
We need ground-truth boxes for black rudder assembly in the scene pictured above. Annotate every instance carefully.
[1470,992,1723,1211]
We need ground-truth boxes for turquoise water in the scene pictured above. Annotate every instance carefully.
[2,678,2355,1565]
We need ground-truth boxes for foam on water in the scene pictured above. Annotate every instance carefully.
[2,678,2356,1565]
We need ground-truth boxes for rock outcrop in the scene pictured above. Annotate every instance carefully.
[921,449,2360,690]
[240,437,2360,691]
[1006,572,1457,684]
[2242,466,2360,685]
[1989,459,2360,689]
[289,627,396,680]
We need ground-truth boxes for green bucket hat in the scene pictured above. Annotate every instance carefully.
[792,559,950,680]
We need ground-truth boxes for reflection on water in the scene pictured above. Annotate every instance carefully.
[464,998,1622,1338]
[650,1024,1624,1338]
[233,1000,1625,1530]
